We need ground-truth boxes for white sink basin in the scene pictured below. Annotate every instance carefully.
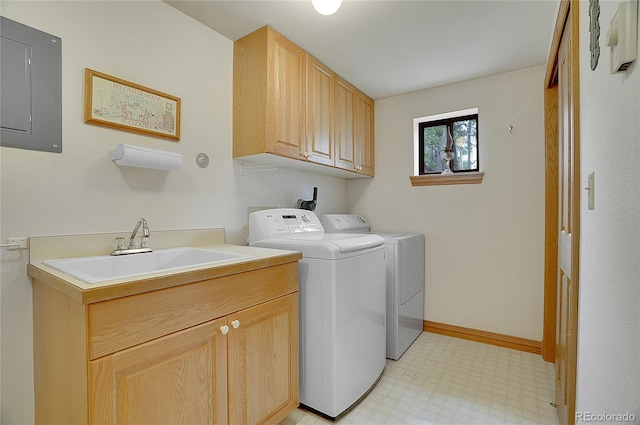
[42,247,253,284]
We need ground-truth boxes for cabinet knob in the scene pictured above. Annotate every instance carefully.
[220,325,229,335]
[302,152,309,159]
[231,320,240,329]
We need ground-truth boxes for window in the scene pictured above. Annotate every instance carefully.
[418,113,478,174]
[411,108,483,186]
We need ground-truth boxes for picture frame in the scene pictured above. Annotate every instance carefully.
[84,68,181,141]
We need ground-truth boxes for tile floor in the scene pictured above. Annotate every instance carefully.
[281,332,559,425]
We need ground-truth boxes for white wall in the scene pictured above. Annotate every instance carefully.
[0,2,347,423]
[9,2,636,423]
[576,0,640,421]
[347,66,546,341]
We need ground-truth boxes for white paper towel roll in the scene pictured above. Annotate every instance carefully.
[111,144,183,170]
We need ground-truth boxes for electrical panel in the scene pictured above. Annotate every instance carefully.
[1,17,62,153]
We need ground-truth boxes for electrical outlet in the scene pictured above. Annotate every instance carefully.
[6,237,29,250]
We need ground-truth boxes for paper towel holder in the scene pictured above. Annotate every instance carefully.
[111,143,183,170]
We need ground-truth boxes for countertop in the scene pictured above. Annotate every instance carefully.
[28,228,302,304]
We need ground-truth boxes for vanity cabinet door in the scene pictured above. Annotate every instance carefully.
[90,318,228,425]
[228,293,299,425]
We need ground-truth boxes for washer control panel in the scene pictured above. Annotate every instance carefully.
[248,208,324,242]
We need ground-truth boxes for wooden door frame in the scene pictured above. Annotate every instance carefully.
[542,0,580,363]
[543,1,580,423]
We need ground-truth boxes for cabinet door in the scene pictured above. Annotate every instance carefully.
[90,318,228,425]
[334,76,356,171]
[306,54,334,166]
[268,32,306,159]
[228,293,299,425]
[355,91,375,176]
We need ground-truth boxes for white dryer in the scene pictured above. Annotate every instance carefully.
[320,214,425,360]
[248,209,386,419]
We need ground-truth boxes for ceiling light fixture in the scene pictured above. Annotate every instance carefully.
[312,0,342,15]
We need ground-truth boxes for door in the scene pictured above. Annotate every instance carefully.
[355,90,375,176]
[269,31,306,158]
[554,12,579,425]
[334,76,356,171]
[227,293,299,425]
[89,318,228,425]
[306,54,334,165]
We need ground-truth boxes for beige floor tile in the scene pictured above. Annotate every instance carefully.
[282,332,560,425]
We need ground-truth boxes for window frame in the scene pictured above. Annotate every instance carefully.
[418,113,479,175]
[411,108,483,186]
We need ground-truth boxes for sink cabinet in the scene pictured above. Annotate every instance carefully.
[90,317,229,424]
[233,25,374,177]
[31,260,299,425]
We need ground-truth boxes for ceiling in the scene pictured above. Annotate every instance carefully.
[164,0,559,100]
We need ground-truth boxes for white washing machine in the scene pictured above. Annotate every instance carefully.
[320,214,424,360]
[248,209,386,419]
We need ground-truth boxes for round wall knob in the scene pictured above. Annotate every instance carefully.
[231,320,240,329]
[220,325,229,335]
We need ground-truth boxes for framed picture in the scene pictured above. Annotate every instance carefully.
[84,68,180,141]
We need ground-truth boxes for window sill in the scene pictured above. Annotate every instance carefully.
[409,171,484,186]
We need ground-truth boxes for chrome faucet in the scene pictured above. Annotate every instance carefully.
[128,217,150,248]
[110,218,153,255]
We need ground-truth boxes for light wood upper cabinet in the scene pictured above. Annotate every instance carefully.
[333,80,374,177]
[234,26,307,160]
[306,54,334,166]
[32,260,300,425]
[234,25,374,178]
[355,90,375,176]
[334,75,356,172]
[271,32,307,158]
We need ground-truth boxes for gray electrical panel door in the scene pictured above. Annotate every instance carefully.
[1,16,62,153]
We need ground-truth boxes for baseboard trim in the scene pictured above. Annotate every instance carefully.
[423,321,542,355]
